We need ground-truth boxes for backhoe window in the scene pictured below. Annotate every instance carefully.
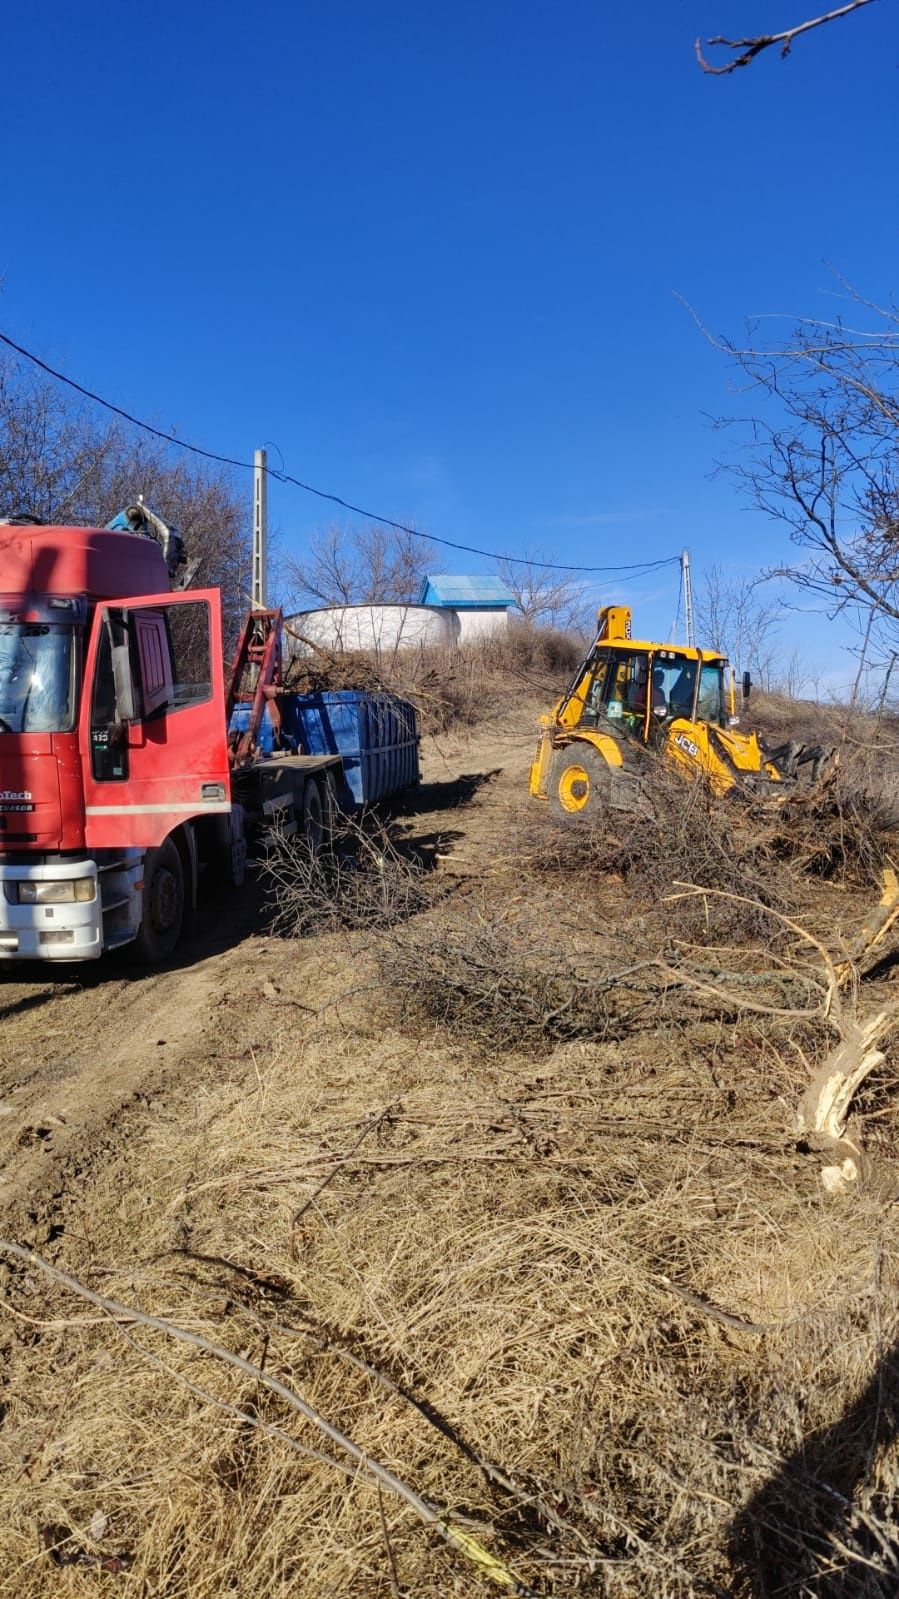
[696,662,725,724]
[582,652,614,719]
[604,652,652,729]
[651,658,697,720]
[0,624,76,733]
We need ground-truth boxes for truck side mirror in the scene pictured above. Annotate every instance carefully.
[742,671,752,701]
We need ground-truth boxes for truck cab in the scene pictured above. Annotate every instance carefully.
[0,518,233,959]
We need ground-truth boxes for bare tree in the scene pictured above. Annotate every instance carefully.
[696,0,880,75]
[97,439,251,641]
[0,350,252,642]
[705,287,899,663]
[285,522,429,609]
[0,355,119,521]
[495,551,585,632]
[694,566,782,686]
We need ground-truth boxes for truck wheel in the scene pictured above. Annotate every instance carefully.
[550,746,613,822]
[302,780,324,857]
[134,839,185,961]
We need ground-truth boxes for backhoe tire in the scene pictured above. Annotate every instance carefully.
[549,746,615,822]
[134,838,185,962]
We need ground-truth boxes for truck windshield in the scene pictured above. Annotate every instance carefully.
[0,624,77,733]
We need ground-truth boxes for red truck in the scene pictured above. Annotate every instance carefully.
[0,508,418,963]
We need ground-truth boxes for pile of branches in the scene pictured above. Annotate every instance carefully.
[764,771,899,884]
[281,634,392,697]
[520,767,798,944]
[377,887,823,1052]
[261,816,433,939]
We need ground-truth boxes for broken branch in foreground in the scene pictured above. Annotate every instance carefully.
[696,0,879,75]
[670,875,899,1191]
[0,1240,537,1597]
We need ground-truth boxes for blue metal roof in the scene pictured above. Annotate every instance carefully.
[419,573,515,608]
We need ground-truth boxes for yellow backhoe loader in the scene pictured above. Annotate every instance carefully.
[529,605,833,819]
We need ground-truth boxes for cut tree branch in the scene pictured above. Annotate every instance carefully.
[0,1241,537,1597]
[696,0,879,75]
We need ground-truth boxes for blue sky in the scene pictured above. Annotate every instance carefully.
[3,0,897,686]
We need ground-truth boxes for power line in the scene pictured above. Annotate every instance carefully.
[0,328,680,580]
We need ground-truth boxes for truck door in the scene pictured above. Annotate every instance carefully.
[78,589,232,849]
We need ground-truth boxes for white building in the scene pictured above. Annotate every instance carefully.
[418,574,515,642]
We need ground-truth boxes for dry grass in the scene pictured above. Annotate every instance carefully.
[3,705,899,1597]
[283,623,583,735]
[2,1000,898,1597]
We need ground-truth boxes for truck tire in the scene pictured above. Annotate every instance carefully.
[549,745,615,822]
[134,838,185,961]
[302,779,324,857]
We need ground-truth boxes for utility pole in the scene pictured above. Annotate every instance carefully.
[252,447,268,610]
[681,548,695,648]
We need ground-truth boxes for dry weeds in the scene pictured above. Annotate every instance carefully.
[3,697,899,1596]
[2,1000,897,1597]
[283,624,583,735]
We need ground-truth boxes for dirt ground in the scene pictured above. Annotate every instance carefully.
[0,721,553,1594]
[1,708,898,1598]
[0,723,525,1236]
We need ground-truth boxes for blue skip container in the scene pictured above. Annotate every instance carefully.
[283,691,420,809]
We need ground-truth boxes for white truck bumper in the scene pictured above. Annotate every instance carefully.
[0,859,102,961]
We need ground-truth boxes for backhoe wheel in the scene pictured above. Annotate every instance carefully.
[550,746,613,822]
[134,838,185,962]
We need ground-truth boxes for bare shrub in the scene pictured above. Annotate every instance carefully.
[283,622,583,735]
[260,817,433,938]
[376,902,630,1047]
[695,564,781,685]
[520,765,797,946]
[497,619,585,676]
[752,689,857,747]
[495,549,586,630]
[0,349,251,641]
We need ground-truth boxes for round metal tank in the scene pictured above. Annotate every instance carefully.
[285,603,452,656]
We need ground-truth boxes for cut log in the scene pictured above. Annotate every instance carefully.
[798,1010,894,1145]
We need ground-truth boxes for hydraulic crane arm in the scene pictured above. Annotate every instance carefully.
[106,501,199,589]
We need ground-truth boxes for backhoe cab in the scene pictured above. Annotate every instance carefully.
[529,605,830,819]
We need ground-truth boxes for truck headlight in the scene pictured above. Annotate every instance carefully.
[16,878,96,905]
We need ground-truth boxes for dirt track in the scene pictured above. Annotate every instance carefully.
[0,727,527,1242]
